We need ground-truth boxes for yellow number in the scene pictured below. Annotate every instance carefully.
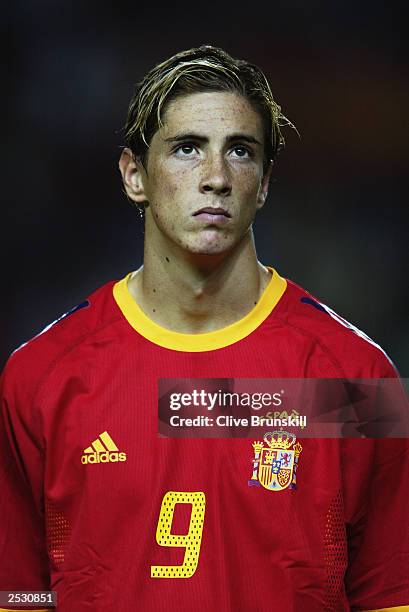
[151,491,206,578]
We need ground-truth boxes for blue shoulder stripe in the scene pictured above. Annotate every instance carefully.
[300,296,394,366]
[13,300,90,354]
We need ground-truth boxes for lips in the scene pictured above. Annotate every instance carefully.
[193,207,231,217]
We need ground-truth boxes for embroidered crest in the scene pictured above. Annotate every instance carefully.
[248,431,302,491]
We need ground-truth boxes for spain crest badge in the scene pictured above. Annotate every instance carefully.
[248,431,302,491]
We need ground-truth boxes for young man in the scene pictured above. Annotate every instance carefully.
[1,46,408,612]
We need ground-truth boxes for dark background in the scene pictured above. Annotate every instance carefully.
[3,1,408,372]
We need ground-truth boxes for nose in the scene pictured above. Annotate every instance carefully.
[199,153,232,196]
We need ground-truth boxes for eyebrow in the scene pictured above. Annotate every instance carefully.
[163,132,262,146]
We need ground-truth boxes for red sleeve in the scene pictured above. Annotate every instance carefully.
[344,437,409,611]
[0,358,53,611]
[343,354,409,610]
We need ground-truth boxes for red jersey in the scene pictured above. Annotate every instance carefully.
[1,268,408,612]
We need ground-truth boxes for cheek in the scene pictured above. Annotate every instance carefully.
[147,171,188,234]
[148,165,188,208]
[236,172,262,204]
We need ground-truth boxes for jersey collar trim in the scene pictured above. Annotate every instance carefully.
[113,267,287,352]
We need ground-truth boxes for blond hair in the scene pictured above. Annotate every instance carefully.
[123,45,297,170]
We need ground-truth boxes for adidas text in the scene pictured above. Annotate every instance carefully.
[81,451,127,464]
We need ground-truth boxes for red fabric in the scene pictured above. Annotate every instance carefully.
[1,276,408,611]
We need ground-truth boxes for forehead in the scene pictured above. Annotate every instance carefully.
[159,91,264,138]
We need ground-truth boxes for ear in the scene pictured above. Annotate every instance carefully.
[256,161,273,209]
[118,148,148,204]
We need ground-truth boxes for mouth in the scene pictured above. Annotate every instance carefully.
[192,207,231,223]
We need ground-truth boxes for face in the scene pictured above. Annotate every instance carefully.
[121,91,271,256]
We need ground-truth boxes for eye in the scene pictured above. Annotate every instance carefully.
[174,143,198,157]
[230,146,251,159]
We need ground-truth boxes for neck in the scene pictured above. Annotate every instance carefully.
[127,226,271,334]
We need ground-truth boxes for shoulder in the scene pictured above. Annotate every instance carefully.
[276,275,398,377]
[1,278,121,398]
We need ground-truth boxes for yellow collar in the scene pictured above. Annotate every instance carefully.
[113,267,286,352]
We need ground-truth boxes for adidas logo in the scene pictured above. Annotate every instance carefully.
[81,431,127,465]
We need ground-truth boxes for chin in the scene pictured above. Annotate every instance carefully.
[183,234,237,256]
[183,244,228,256]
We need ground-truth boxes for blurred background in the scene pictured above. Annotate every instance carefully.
[2,1,408,372]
